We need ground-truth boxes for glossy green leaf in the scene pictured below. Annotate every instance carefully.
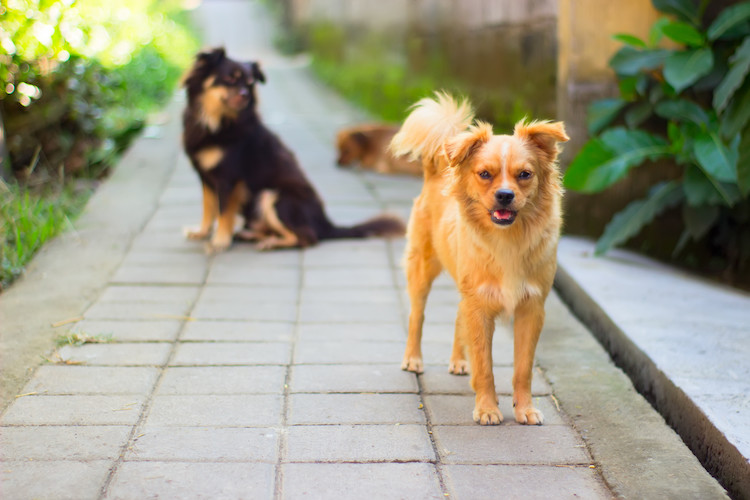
[649,17,672,46]
[661,21,705,47]
[587,98,626,135]
[594,181,684,255]
[609,47,671,76]
[682,203,720,239]
[625,101,653,128]
[613,33,648,48]
[738,130,750,196]
[564,128,670,193]
[707,2,750,41]
[663,48,714,93]
[652,0,701,24]
[693,132,738,183]
[719,79,750,138]
[683,165,738,206]
[654,99,709,126]
[713,37,750,113]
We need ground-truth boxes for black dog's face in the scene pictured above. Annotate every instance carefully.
[184,48,266,130]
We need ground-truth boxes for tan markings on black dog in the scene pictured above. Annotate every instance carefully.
[211,181,248,251]
[195,147,225,172]
[185,183,219,240]
[391,92,568,426]
[255,190,299,250]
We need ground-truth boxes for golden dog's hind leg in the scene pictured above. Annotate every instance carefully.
[461,299,502,425]
[186,183,218,240]
[402,246,442,374]
[512,297,545,425]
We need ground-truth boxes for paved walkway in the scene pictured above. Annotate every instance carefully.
[0,1,734,499]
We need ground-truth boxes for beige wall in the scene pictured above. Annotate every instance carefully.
[558,0,661,86]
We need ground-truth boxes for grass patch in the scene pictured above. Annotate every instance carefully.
[55,331,114,347]
[0,179,92,290]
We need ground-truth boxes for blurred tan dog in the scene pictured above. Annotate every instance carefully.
[336,123,422,176]
[391,93,568,425]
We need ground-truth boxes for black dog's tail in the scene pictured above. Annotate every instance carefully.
[324,215,406,240]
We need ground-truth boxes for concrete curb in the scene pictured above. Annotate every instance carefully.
[554,264,748,499]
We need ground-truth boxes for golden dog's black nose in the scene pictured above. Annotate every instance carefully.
[495,189,515,205]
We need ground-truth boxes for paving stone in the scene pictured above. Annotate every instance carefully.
[431,425,590,464]
[302,247,392,268]
[170,342,291,366]
[288,394,426,425]
[299,287,400,304]
[2,395,146,425]
[206,266,299,287]
[84,301,192,320]
[212,250,301,269]
[144,395,282,427]
[126,427,278,462]
[70,320,183,342]
[157,366,287,395]
[420,340,515,367]
[127,232,208,253]
[199,285,298,302]
[0,460,112,500]
[296,323,405,342]
[118,251,208,267]
[444,464,610,500]
[423,395,565,426]
[298,302,404,323]
[294,340,404,364]
[290,364,418,393]
[0,426,131,460]
[21,366,159,395]
[420,366,552,395]
[191,300,296,322]
[281,463,443,499]
[56,343,172,366]
[111,264,206,285]
[303,268,394,288]
[96,285,201,303]
[181,321,294,342]
[285,424,435,462]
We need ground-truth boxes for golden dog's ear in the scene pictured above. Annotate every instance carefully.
[444,122,492,167]
[514,120,569,164]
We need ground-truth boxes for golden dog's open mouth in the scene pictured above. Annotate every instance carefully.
[490,209,517,226]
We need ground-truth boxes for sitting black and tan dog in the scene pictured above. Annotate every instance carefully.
[182,48,405,251]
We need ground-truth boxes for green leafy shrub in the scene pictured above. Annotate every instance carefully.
[564,0,750,278]
[0,0,198,177]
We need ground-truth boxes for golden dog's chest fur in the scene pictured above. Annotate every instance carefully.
[391,93,568,426]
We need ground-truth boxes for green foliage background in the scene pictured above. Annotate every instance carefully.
[0,0,200,289]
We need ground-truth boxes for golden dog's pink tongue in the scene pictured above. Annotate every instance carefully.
[494,210,512,220]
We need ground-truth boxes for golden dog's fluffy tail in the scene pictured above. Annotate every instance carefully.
[390,92,474,178]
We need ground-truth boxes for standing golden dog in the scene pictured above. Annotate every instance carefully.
[390,93,568,425]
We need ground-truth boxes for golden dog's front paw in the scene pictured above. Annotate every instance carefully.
[448,359,469,375]
[401,356,424,373]
[184,227,210,240]
[514,405,544,425]
[473,406,504,426]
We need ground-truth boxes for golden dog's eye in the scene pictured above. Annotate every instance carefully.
[518,171,532,180]
[478,170,492,180]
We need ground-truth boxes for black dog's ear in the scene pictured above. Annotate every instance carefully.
[197,47,226,67]
[250,62,266,84]
[183,47,226,89]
